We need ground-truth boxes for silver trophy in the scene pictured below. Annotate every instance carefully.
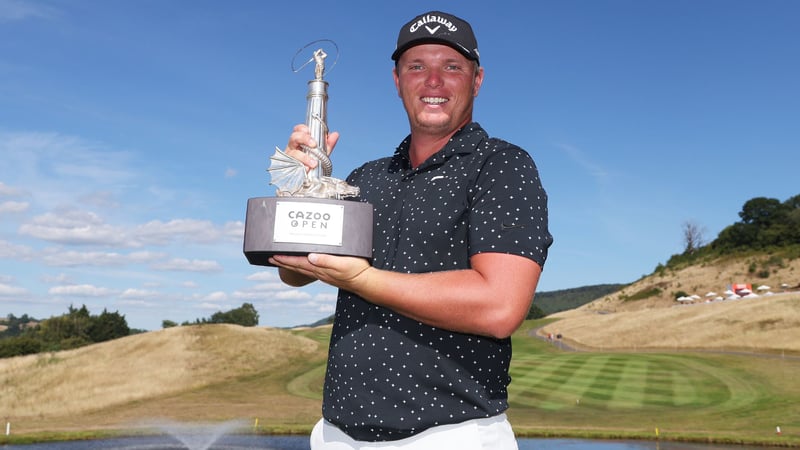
[244,41,373,266]
[268,48,359,199]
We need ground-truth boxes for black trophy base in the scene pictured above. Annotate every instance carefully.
[243,197,373,267]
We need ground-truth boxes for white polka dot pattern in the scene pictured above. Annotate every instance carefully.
[323,123,552,442]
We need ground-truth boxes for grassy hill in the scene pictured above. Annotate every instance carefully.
[1,253,800,446]
[533,283,626,315]
[0,324,327,436]
[540,253,800,353]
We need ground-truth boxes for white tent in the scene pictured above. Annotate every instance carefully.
[705,292,717,297]
[757,285,771,291]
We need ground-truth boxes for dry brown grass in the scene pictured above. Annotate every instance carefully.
[540,256,800,353]
[3,254,799,439]
[0,324,319,421]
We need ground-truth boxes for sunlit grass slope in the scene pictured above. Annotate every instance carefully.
[508,321,800,445]
[1,315,799,446]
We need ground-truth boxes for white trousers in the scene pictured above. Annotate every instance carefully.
[310,414,519,450]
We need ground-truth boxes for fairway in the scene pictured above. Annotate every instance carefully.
[2,322,798,446]
[509,353,728,411]
[505,322,800,444]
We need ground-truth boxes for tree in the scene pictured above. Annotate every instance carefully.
[209,303,260,327]
[87,309,130,342]
[739,197,788,227]
[681,220,706,254]
[526,303,546,320]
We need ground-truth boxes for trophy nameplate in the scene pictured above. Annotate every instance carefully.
[244,41,373,266]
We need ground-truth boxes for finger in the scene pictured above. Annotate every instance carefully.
[326,131,340,155]
[270,255,315,276]
[285,124,319,169]
[287,126,315,150]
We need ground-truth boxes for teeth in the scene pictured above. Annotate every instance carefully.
[422,97,447,104]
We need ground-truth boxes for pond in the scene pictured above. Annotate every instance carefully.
[0,435,779,450]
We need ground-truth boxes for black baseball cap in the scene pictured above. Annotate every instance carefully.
[391,11,480,65]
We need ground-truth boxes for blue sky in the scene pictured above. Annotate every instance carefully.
[1,0,798,330]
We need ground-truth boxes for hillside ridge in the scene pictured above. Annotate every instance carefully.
[540,254,800,353]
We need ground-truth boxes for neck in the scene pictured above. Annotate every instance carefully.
[408,120,471,167]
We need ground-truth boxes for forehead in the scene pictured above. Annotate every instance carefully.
[397,44,469,63]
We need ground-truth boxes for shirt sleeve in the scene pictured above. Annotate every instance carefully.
[467,142,553,268]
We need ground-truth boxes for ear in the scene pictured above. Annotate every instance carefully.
[392,67,401,97]
[473,66,485,97]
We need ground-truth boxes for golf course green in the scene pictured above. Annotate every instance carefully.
[505,320,799,446]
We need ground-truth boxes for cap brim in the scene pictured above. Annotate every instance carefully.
[391,38,479,64]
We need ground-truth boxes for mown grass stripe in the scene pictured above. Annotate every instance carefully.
[610,357,648,408]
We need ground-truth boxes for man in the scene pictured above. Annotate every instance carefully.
[270,10,553,449]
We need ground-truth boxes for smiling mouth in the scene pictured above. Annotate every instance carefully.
[421,97,448,105]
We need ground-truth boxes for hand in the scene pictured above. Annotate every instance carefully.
[284,124,340,171]
[270,253,371,292]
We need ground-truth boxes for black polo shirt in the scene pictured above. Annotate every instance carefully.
[322,122,552,441]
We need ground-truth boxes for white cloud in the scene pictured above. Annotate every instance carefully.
[313,292,337,302]
[199,302,226,310]
[245,271,278,282]
[274,290,312,300]
[1,131,137,185]
[120,288,160,299]
[231,290,264,300]
[0,0,58,22]
[41,249,166,267]
[0,283,29,297]
[151,258,222,272]
[0,201,29,213]
[48,284,116,297]
[0,181,25,197]
[556,143,610,185]
[224,221,244,240]
[203,291,228,302]
[317,303,335,314]
[19,210,130,246]
[0,239,35,260]
[19,209,237,249]
[118,299,156,307]
[79,191,119,209]
[134,219,232,245]
[40,273,74,284]
[251,282,285,291]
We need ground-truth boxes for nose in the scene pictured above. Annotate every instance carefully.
[424,68,444,88]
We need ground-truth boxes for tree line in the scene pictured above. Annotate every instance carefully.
[666,193,800,269]
[528,193,800,321]
[0,305,129,358]
[1,302,260,359]
[161,302,259,328]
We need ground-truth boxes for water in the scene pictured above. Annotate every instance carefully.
[0,437,778,450]
[149,420,245,450]
[0,434,309,449]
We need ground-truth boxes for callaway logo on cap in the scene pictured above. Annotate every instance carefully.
[391,11,480,65]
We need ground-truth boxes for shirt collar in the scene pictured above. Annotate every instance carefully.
[394,122,486,170]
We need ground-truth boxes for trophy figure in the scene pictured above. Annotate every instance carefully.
[243,43,373,266]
